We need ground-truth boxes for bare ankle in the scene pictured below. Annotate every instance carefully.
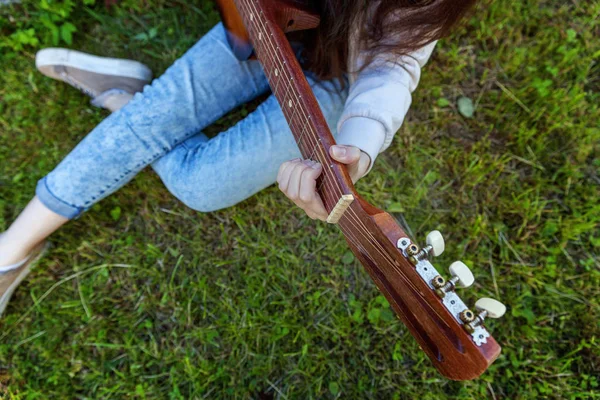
[0,196,67,267]
[0,232,36,267]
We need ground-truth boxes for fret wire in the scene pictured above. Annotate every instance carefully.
[239,3,310,158]
[265,34,277,82]
[280,94,305,150]
[296,122,310,155]
[252,23,275,83]
[273,59,288,102]
[281,85,299,128]
[296,117,311,149]
[240,0,342,195]
[287,94,301,137]
[307,131,325,163]
[309,139,322,161]
[316,165,340,206]
[286,101,313,157]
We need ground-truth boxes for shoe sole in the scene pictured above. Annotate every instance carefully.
[36,48,153,82]
[0,242,50,318]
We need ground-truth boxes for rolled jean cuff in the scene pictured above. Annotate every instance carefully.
[36,177,84,219]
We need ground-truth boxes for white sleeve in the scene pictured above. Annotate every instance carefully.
[336,41,437,173]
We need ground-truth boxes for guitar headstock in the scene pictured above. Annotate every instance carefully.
[336,199,503,380]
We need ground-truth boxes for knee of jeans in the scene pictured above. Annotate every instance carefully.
[167,181,226,213]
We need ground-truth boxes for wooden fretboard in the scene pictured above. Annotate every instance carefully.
[233,0,353,213]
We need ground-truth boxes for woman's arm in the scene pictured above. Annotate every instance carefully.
[336,40,437,174]
[278,41,437,220]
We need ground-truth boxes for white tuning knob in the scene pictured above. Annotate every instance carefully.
[431,261,474,297]
[449,261,475,288]
[475,298,507,319]
[425,230,445,257]
[461,297,506,333]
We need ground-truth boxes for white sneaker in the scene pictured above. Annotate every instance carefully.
[0,242,49,317]
[36,48,153,112]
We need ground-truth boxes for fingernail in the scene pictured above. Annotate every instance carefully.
[332,146,346,157]
[311,162,321,169]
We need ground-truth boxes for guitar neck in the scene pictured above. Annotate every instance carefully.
[233,0,354,213]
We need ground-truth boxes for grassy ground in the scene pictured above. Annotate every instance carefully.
[0,0,598,398]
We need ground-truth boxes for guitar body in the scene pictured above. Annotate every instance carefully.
[216,0,502,381]
[215,0,253,60]
[216,0,319,60]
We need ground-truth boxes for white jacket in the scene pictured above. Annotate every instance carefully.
[336,37,437,173]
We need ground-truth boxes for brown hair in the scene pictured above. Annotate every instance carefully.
[302,0,477,80]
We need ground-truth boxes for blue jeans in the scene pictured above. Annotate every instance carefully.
[36,23,348,219]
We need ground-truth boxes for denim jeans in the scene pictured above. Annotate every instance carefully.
[36,23,348,219]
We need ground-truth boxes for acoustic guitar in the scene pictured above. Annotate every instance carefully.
[216,0,505,380]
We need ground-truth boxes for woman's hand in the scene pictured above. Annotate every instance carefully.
[277,144,371,221]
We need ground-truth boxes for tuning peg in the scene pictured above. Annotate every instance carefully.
[460,297,506,333]
[449,261,475,288]
[431,261,474,298]
[475,298,507,318]
[405,230,445,265]
[425,230,445,257]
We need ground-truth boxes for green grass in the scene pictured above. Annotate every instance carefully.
[0,0,599,398]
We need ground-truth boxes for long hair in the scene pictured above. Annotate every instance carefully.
[303,0,477,80]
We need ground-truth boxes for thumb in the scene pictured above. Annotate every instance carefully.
[330,145,361,165]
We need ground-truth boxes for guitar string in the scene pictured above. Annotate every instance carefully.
[239,1,331,170]
[240,0,336,169]
[240,2,352,220]
[241,17,463,329]
[321,168,448,298]
[337,216,432,308]
[240,0,410,269]
[239,1,350,189]
[323,175,406,268]
[337,210,475,347]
